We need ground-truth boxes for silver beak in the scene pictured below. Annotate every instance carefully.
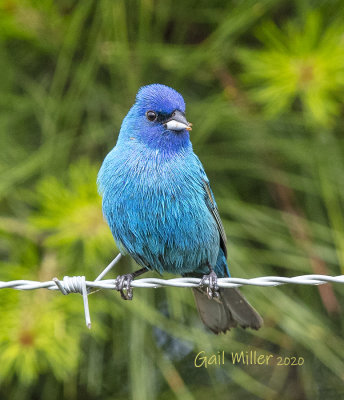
[164,110,192,131]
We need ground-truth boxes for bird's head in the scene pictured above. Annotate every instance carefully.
[118,84,192,152]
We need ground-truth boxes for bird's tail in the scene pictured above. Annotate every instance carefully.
[192,287,263,334]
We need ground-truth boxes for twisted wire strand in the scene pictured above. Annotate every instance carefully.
[1,253,343,328]
[1,274,344,292]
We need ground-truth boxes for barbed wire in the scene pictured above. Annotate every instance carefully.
[1,254,343,328]
[2,274,344,291]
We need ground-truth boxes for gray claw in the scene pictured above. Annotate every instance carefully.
[200,270,219,299]
[115,274,134,300]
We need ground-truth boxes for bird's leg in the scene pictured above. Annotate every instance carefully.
[199,264,219,299]
[115,267,148,300]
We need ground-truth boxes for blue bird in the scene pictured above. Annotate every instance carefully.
[98,84,263,333]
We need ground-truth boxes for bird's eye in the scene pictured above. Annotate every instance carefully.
[146,111,157,121]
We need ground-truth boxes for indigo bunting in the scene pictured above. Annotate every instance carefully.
[98,84,262,333]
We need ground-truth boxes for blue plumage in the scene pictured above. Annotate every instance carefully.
[98,84,262,333]
[98,84,228,277]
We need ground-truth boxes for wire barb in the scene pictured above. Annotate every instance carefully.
[53,276,91,329]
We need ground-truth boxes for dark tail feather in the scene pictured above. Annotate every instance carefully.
[193,287,263,334]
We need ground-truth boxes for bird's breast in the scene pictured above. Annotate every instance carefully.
[100,147,219,274]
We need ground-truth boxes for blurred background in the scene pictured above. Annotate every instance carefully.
[0,0,344,399]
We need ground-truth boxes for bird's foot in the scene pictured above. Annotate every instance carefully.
[199,270,219,299]
[115,274,134,300]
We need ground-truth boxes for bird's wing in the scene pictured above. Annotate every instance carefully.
[194,155,227,258]
[202,179,227,258]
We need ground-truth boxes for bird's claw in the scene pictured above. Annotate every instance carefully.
[115,274,134,300]
[200,270,219,299]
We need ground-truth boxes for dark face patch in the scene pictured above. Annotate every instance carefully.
[156,111,173,123]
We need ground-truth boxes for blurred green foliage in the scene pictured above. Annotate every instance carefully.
[0,0,344,399]
[238,12,344,125]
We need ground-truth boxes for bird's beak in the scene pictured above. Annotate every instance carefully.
[164,110,192,132]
